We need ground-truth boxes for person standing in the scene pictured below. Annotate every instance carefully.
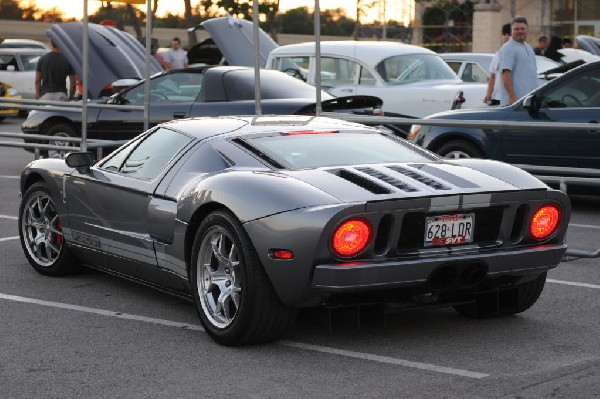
[499,16,538,105]
[545,36,565,64]
[533,35,548,55]
[483,23,511,106]
[35,38,76,101]
[163,37,188,70]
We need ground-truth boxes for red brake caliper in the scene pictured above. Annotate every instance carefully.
[54,218,63,246]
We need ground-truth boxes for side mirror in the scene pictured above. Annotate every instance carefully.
[522,94,540,113]
[65,152,95,173]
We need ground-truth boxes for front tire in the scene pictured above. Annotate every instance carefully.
[436,139,484,159]
[19,182,81,276]
[45,123,78,159]
[190,210,296,346]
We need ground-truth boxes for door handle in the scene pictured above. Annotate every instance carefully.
[588,120,599,133]
[173,112,186,119]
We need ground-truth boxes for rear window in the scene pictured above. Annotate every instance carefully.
[244,132,434,169]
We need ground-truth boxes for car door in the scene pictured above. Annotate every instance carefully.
[92,72,203,140]
[64,127,193,277]
[501,67,600,168]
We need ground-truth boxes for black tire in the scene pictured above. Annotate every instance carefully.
[45,123,78,159]
[436,139,485,159]
[454,273,547,318]
[19,182,81,276]
[0,116,5,122]
[190,210,297,346]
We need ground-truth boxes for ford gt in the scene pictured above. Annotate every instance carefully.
[19,115,570,346]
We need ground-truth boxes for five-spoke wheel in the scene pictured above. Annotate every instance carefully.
[191,210,296,346]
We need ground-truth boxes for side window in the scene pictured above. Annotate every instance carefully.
[121,72,203,105]
[273,56,309,81]
[462,62,488,83]
[445,61,462,76]
[541,70,600,108]
[101,128,192,180]
[358,66,376,85]
[21,55,42,71]
[319,57,359,87]
[0,54,18,71]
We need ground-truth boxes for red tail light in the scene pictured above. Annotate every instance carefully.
[530,205,561,240]
[332,218,372,258]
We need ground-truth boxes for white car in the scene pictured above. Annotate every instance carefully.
[266,41,488,118]
[0,48,48,99]
[441,53,563,85]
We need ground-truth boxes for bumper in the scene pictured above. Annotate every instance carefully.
[312,244,567,292]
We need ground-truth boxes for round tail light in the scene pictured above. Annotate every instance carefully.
[530,205,561,240]
[332,218,372,258]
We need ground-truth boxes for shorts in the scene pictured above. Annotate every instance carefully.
[40,92,68,101]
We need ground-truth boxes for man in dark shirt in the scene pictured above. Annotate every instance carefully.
[35,38,76,101]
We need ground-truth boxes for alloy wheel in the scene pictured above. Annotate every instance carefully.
[197,226,242,329]
[21,191,64,267]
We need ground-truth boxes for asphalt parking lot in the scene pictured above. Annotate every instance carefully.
[1,116,599,398]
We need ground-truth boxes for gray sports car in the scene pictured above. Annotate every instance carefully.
[19,115,570,346]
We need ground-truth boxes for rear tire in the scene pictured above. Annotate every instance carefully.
[454,273,547,318]
[190,210,297,346]
[45,123,78,159]
[19,182,81,276]
[436,139,484,159]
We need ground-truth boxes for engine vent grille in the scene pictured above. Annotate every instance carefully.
[329,169,393,194]
[355,167,419,192]
[386,165,451,190]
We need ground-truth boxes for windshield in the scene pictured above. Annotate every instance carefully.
[376,54,458,85]
[245,132,434,169]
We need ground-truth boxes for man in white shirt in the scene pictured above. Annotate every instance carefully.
[483,23,511,106]
[163,37,188,70]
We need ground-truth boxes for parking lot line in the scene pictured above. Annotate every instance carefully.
[0,214,18,220]
[0,236,19,242]
[0,291,490,379]
[547,279,600,290]
[279,340,489,379]
[569,223,600,230]
[0,175,19,179]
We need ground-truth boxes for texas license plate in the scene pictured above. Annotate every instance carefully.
[425,213,475,247]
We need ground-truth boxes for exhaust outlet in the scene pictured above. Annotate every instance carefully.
[429,266,458,290]
[459,264,487,287]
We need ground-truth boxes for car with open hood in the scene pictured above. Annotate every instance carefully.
[18,115,570,346]
[265,41,490,118]
[22,66,386,157]
[186,14,278,67]
[46,22,163,99]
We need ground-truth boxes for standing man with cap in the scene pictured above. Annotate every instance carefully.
[499,16,538,105]
[483,23,511,106]
[35,38,76,101]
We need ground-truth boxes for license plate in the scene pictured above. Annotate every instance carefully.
[424,213,475,247]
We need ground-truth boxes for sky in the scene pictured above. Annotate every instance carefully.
[33,0,414,25]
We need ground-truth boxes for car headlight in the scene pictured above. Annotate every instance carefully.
[408,124,421,140]
[7,88,18,96]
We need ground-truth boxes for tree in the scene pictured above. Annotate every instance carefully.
[0,0,38,21]
[354,0,377,39]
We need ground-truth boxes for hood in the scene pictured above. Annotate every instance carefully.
[282,160,546,203]
[47,22,163,98]
[188,15,278,67]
